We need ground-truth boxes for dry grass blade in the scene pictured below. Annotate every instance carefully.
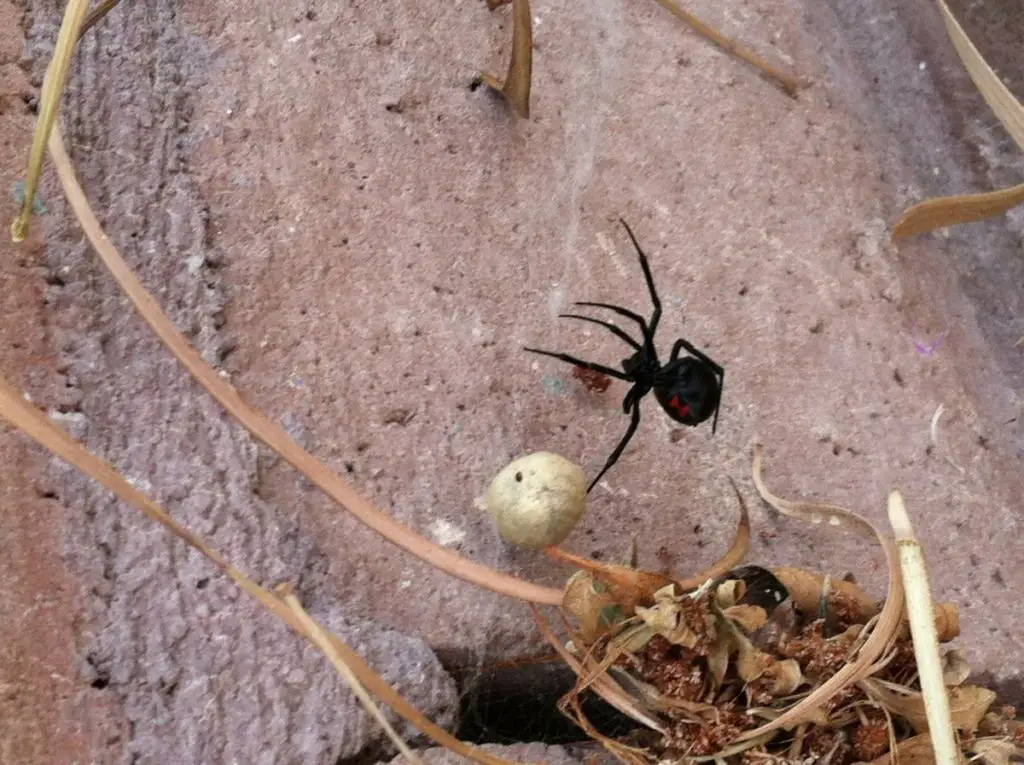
[280,586,425,765]
[10,0,90,242]
[676,476,751,588]
[649,0,802,97]
[892,1,1024,238]
[481,0,532,118]
[45,125,562,607]
[892,184,1024,240]
[935,0,1024,149]
[888,490,961,765]
[734,445,905,741]
[0,375,529,765]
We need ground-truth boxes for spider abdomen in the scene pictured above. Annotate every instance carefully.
[654,359,720,426]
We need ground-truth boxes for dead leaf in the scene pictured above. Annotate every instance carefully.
[716,579,744,608]
[970,738,1023,765]
[941,648,971,687]
[481,0,532,118]
[635,584,702,648]
[761,659,804,696]
[863,679,996,734]
[734,632,771,682]
[725,604,768,632]
[869,733,936,765]
[562,570,625,643]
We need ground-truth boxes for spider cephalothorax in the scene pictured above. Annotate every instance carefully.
[525,219,724,492]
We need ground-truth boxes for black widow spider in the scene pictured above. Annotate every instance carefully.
[525,219,724,492]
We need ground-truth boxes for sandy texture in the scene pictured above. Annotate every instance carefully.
[1,0,1021,760]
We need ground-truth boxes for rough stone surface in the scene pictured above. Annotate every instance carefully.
[383,742,595,765]
[0,4,84,764]
[5,2,457,764]
[1,0,1022,761]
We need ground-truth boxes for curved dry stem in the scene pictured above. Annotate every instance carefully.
[892,184,1024,240]
[0,375,526,765]
[734,444,905,741]
[481,0,532,118]
[46,125,562,607]
[676,476,751,588]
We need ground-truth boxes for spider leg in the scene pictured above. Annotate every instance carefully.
[574,301,652,346]
[588,397,643,492]
[558,313,642,351]
[619,218,662,338]
[523,347,632,381]
[711,367,723,435]
[669,337,724,376]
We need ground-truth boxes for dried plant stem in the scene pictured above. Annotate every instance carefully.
[677,477,751,587]
[45,125,563,607]
[10,0,90,242]
[649,0,801,97]
[0,374,525,765]
[887,490,961,765]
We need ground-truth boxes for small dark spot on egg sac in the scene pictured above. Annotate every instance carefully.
[515,471,523,482]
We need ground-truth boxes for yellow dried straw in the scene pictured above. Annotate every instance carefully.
[887,490,962,765]
[9,0,90,242]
